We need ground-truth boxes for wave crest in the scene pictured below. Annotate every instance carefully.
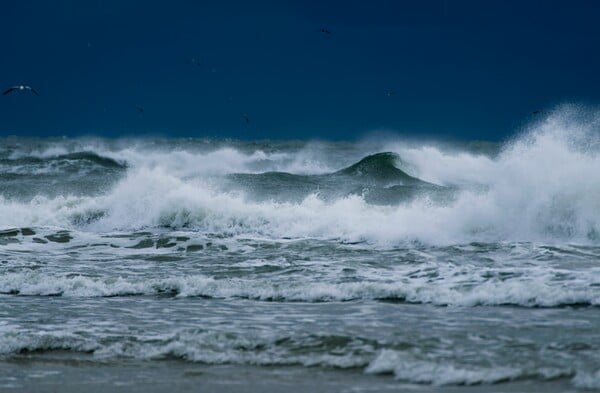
[0,106,599,245]
[1,271,597,307]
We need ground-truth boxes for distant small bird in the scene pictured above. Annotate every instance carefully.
[3,85,39,96]
[385,90,396,97]
[319,28,332,36]
[136,105,144,113]
[532,110,544,115]
[242,113,250,124]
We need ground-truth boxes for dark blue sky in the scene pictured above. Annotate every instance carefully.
[1,0,599,140]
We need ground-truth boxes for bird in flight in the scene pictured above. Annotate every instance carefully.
[532,110,544,115]
[136,105,145,113]
[3,85,39,96]
[242,113,250,124]
[385,90,396,97]
[319,28,332,36]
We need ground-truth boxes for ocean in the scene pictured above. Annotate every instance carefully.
[0,113,599,391]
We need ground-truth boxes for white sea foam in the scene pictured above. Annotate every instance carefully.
[0,330,98,355]
[0,326,585,387]
[1,270,597,306]
[0,325,367,368]
[5,140,335,177]
[366,350,522,385]
[572,369,600,390]
[0,106,599,245]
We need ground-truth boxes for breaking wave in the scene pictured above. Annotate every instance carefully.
[0,105,599,246]
[0,326,594,388]
[1,270,597,306]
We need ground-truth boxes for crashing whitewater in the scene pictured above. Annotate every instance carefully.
[1,105,599,245]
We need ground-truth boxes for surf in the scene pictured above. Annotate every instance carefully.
[0,106,599,245]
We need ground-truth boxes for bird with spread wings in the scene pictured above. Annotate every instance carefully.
[3,85,40,96]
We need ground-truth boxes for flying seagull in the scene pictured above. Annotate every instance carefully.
[136,105,145,113]
[242,113,250,124]
[532,110,544,115]
[319,28,332,36]
[385,90,396,97]
[3,85,39,96]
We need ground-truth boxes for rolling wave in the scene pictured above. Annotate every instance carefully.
[1,268,597,306]
[0,325,595,388]
[0,151,126,171]
[0,106,599,245]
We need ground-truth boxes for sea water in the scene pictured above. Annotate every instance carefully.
[0,108,599,391]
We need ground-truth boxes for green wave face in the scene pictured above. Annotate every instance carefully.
[226,152,443,204]
[333,152,421,184]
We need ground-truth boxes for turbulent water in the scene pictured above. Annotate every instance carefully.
[1,108,599,390]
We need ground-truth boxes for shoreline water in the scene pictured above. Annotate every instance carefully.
[0,357,578,393]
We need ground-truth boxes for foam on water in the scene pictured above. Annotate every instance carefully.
[0,323,593,388]
[366,349,523,385]
[572,370,600,390]
[5,140,336,176]
[1,268,597,306]
[1,106,599,245]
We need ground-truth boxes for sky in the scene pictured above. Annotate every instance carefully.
[1,0,599,140]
